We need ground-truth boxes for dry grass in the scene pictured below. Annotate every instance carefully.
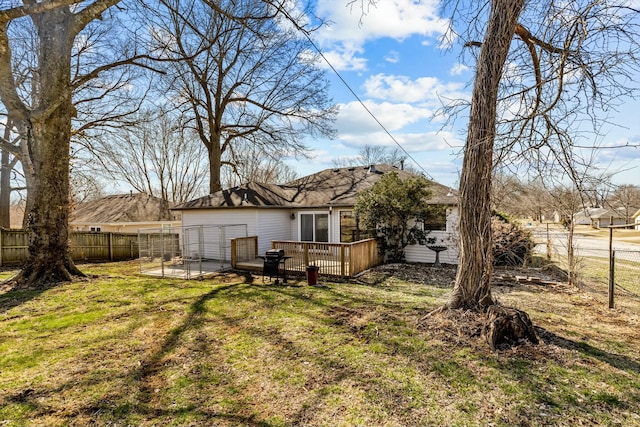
[1,261,640,426]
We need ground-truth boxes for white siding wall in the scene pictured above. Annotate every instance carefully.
[182,209,258,233]
[331,209,343,243]
[404,230,460,264]
[256,210,294,254]
[405,207,460,265]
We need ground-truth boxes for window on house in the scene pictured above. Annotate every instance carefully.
[423,208,447,231]
[90,227,101,232]
[340,211,357,243]
[300,213,329,242]
[340,210,375,242]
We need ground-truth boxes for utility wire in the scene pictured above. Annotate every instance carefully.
[284,12,436,181]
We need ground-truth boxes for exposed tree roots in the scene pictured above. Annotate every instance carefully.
[482,305,539,349]
[424,304,539,351]
[4,256,86,291]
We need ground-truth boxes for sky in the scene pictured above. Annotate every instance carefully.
[286,0,640,189]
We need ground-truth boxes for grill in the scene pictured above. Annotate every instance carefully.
[262,249,287,283]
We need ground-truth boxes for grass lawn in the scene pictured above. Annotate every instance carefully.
[1,261,640,426]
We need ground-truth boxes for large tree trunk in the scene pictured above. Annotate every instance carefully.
[447,0,526,310]
[9,8,84,289]
[208,138,223,194]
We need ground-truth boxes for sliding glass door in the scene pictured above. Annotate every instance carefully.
[300,213,329,242]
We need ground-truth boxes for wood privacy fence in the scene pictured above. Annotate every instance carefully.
[0,229,139,266]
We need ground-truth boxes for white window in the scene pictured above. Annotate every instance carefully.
[300,213,329,242]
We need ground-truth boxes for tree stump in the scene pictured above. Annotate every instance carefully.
[483,305,539,349]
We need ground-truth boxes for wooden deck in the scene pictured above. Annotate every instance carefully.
[231,237,382,278]
[235,257,346,276]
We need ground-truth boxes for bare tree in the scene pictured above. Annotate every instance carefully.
[0,1,155,287]
[541,167,601,287]
[0,4,147,231]
[151,0,337,194]
[221,141,298,188]
[491,171,527,217]
[609,184,640,224]
[0,118,22,228]
[342,0,640,345]
[440,0,527,311]
[90,107,209,204]
[435,1,640,317]
[332,144,408,169]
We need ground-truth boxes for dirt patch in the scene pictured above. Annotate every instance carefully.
[354,263,457,288]
[355,262,568,291]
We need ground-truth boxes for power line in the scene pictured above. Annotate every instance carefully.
[286,14,436,181]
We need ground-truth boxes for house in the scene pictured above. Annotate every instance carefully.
[573,207,608,225]
[632,208,640,231]
[71,193,181,233]
[173,164,459,269]
[589,208,627,229]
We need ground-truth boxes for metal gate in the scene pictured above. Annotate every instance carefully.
[138,224,247,278]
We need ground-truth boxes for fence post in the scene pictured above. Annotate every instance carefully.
[608,250,615,309]
[304,243,309,266]
[108,233,114,261]
[231,238,237,268]
[608,226,615,309]
[546,223,551,261]
[0,228,3,267]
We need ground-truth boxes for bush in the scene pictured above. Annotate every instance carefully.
[354,172,433,263]
[492,216,534,266]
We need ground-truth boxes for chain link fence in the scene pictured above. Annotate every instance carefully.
[531,224,640,308]
[610,250,640,300]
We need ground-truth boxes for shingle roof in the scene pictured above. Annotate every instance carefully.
[71,193,176,223]
[174,164,457,210]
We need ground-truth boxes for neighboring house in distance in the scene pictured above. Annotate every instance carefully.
[573,207,608,225]
[540,210,566,224]
[632,208,640,231]
[173,164,459,265]
[589,207,627,229]
[71,193,181,233]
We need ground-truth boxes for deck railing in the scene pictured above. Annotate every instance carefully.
[230,236,258,267]
[271,238,382,277]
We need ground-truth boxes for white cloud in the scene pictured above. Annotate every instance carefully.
[450,63,469,76]
[312,0,449,71]
[384,50,400,64]
[335,100,433,134]
[315,0,449,45]
[336,130,463,155]
[362,74,469,105]
[316,43,368,71]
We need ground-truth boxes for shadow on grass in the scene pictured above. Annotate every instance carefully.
[536,326,640,374]
[0,286,50,315]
